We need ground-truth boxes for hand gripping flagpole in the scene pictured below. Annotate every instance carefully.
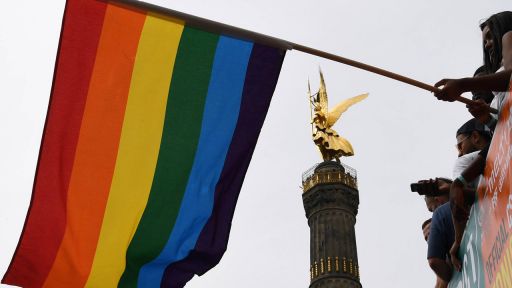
[105,0,497,113]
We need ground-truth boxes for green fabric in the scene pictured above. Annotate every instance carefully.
[118,27,219,287]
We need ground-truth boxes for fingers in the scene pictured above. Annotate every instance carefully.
[450,243,462,271]
[433,78,462,102]
[438,182,451,193]
[434,79,448,100]
[467,105,482,114]
[433,79,447,100]
[466,99,492,122]
[434,79,449,88]
[451,251,462,271]
[467,99,488,109]
[434,88,451,102]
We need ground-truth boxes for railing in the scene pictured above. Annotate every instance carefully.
[302,162,358,192]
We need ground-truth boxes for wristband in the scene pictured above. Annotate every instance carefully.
[456,175,468,187]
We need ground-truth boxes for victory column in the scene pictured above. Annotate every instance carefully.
[302,71,366,288]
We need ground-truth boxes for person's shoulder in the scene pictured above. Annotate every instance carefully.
[502,31,512,43]
[453,151,480,178]
[439,202,451,212]
[432,202,451,218]
[502,32,512,70]
[461,150,480,161]
[455,150,478,163]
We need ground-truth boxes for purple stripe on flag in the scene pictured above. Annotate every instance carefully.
[160,44,285,287]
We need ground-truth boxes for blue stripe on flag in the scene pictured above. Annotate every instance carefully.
[137,36,253,287]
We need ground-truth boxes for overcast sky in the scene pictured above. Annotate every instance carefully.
[1,1,511,287]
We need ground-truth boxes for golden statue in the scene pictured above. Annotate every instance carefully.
[308,70,368,161]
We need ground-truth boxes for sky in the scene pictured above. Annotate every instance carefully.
[1,1,511,287]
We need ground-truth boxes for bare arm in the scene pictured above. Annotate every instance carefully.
[460,154,486,183]
[450,154,486,270]
[435,276,449,288]
[450,180,467,272]
[428,257,452,282]
[435,31,512,102]
[435,276,448,288]
[434,71,511,102]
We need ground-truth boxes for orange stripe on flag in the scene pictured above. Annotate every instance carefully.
[42,4,146,287]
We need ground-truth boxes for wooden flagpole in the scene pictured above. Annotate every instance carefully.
[290,44,493,111]
[106,0,497,112]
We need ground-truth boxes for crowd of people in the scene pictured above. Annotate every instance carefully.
[413,11,512,288]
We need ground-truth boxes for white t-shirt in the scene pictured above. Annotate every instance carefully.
[453,150,481,189]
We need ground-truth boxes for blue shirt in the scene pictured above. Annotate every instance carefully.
[427,202,455,259]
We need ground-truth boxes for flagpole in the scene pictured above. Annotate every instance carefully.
[105,0,495,112]
[289,44,491,111]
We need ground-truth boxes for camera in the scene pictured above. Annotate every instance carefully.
[410,178,451,196]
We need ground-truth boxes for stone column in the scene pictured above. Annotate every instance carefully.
[302,161,361,288]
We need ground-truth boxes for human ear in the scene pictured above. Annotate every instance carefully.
[471,131,480,144]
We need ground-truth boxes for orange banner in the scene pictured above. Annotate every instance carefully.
[478,82,512,288]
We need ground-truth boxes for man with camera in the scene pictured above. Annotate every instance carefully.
[413,178,451,288]
[425,180,453,287]
[416,180,450,240]
[414,118,491,287]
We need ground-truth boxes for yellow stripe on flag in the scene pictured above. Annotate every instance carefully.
[85,13,184,287]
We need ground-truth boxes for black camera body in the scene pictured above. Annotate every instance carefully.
[410,178,451,197]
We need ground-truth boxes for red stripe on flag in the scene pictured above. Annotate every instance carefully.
[42,4,146,287]
[2,1,108,287]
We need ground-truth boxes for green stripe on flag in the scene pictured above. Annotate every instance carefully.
[119,27,219,287]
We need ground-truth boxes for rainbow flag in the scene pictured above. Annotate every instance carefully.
[2,0,285,287]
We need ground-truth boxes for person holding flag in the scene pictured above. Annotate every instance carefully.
[433,11,512,271]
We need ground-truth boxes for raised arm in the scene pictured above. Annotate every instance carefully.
[434,31,512,102]
[434,71,511,102]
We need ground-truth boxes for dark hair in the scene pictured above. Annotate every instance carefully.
[478,130,492,143]
[422,218,432,230]
[480,11,512,73]
[473,65,487,76]
[456,118,492,142]
[471,65,495,103]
